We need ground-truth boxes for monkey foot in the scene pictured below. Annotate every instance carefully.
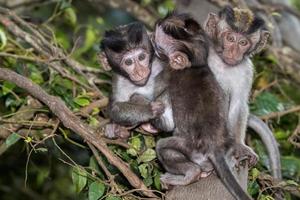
[234,144,258,168]
[199,170,213,178]
[104,123,130,139]
[140,123,159,134]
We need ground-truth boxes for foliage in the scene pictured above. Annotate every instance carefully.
[0,0,299,199]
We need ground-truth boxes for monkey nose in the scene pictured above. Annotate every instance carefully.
[136,66,150,78]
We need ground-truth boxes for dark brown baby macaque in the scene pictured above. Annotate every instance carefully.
[153,12,252,200]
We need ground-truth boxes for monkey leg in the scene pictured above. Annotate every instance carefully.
[233,143,258,168]
[156,137,202,188]
[104,123,130,139]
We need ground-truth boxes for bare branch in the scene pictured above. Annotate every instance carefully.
[0,67,156,198]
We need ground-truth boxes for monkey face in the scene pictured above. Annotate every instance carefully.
[220,31,251,66]
[120,48,151,86]
[204,7,270,66]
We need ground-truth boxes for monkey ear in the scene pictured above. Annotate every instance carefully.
[252,30,270,54]
[203,13,219,39]
[97,52,112,71]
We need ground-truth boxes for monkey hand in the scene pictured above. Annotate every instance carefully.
[233,143,258,168]
[169,51,191,70]
[150,101,165,118]
[104,123,130,139]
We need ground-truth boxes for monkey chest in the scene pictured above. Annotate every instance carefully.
[114,76,155,102]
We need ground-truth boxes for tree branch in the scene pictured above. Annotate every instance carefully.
[0,67,156,198]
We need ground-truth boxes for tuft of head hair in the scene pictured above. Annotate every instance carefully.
[157,12,201,41]
[219,6,265,34]
[100,22,146,53]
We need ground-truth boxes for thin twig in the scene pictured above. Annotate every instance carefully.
[260,105,300,120]
[0,67,156,198]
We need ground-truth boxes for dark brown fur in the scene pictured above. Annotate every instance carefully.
[155,13,252,200]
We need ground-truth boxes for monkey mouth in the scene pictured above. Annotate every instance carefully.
[133,76,149,86]
[223,57,239,66]
[134,79,147,86]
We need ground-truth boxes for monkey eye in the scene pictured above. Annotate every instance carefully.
[124,58,133,66]
[239,40,248,46]
[226,34,235,42]
[138,53,146,61]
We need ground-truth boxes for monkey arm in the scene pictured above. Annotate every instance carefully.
[129,93,151,105]
[232,103,249,143]
[230,103,258,167]
[109,101,158,126]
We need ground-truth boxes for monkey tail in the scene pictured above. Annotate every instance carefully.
[248,114,282,180]
[209,150,253,200]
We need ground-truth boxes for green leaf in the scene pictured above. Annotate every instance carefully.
[253,140,270,170]
[24,136,32,143]
[72,167,87,193]
[74,97,90,107]
[281,156,300,178]
[143,176,153,187]
[141,0,152,6]
[247,180,260,196]
[126,148,138,157]
[64,7,77,27]
[274,130,290,140]
[36,167,50,186]
[2,81,16,95]
[88,181,105,200]
[35,148,48,153]
[129,137,142,151]
[105,196,121,200]
[251,92,284,116]
[144,136,155,148]
[249,168,260,180]
[153,169,161,190]
[259,194,274,200]
[88,116,99,127]
[138,149,156,163]
[5,133,21,147]
[138,163,149,178]
[89,156,105,179]
[285,180,299,186]
[30,71,44,84]
[0,28,7,50]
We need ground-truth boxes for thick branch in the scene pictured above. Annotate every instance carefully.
[0,67,156,198]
